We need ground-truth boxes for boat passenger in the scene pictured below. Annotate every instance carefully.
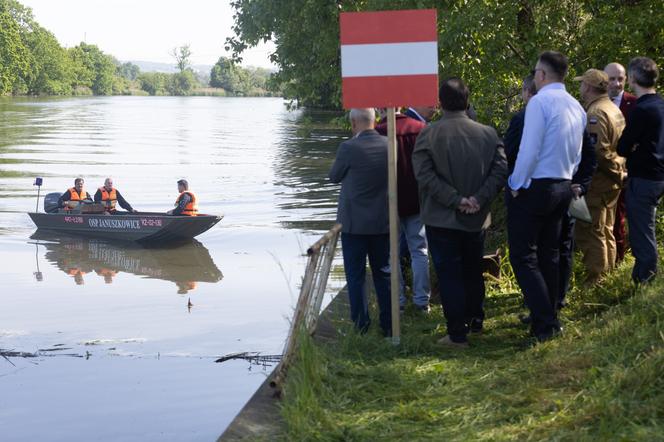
[168,179,198,216]
[58,178,92,211]
[95,267,117,284]
[94,178,137,214]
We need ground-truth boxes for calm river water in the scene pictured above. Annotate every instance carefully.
[0,96,346,441]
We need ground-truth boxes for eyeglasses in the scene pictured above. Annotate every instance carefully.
[531,68,545,76]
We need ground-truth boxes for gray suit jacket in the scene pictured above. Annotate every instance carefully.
[329,129,389,234]
[413,111,507,232]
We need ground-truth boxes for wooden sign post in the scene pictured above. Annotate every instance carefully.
[340,9,438,344]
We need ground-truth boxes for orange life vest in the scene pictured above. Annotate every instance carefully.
[98,187,118,212]
[65,187,87,210]
[175,191,198,216]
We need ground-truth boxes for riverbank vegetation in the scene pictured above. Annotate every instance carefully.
[0,0,278,97]
[228,0,664,129]
[278,250,664,440]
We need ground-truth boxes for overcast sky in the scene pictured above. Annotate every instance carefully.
[20,0,276,68]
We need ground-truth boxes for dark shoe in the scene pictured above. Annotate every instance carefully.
[415,304,430,315]
[437,335,469,348]
[518,314,532,325]
[468,318,483,333]
[535,326,562,343]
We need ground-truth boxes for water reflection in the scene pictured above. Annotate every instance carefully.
[30,233,222,293]
[272,109,346,230]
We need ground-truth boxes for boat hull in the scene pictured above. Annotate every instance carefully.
[28,212,222,243]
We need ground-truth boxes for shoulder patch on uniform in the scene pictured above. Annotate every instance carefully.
[589,133,598,145]
[589,117,598,124]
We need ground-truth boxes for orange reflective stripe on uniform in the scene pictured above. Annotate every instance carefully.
[98,187,118,211]
[175,191,198,216]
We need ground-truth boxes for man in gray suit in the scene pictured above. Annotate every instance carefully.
[329,108,391,336]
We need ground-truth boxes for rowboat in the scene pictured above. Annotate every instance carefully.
[28,211,222,243]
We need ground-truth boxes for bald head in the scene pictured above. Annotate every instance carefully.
[604,62,626,98]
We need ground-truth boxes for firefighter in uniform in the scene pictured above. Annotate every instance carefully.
[574,69,626,282]
[58,177,92,211]
[168,179,198,216]
[94,177,137,213]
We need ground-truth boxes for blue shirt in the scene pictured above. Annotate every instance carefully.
[508,83,586,190]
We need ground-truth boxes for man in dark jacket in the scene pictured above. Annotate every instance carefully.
[617,57,664,283]
[413,77,507,347]
[504,75,537,173]
[329,108,391,336]
[605,62,637,263]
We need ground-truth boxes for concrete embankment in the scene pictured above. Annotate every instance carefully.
[218,287,349,441]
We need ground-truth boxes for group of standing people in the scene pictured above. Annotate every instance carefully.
[329,51,664,345]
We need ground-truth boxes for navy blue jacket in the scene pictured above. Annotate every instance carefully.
[617,93,664,181]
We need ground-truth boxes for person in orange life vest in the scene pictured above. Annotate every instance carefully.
[95,267,117,284]
[168,179,198,216]
[176,281,197,294]
[66,267,87,285]
[93,177,137,213]
[58,177,92,210]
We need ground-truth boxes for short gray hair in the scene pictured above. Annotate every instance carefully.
[349,108,375,125]
[628,57,659,88]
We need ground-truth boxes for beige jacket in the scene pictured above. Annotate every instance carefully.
[585,95,626,192]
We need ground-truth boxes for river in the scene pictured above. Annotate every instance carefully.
[0,96,346,441]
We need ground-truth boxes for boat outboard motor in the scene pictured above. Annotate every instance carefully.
[44,192,62,213]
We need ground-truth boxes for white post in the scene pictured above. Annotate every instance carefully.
[387,107,400,345]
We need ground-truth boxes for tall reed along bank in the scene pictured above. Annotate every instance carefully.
[276,250,664,440]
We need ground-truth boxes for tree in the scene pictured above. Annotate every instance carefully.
[210,56,247,93]
[227,0,664,128]
[0,8,29,94]
[117,62,140,81]
[138,72,168,95]
[22,25,73,95]
[68,43,115,95]
[166,70,196,96]
[171,44,192,73]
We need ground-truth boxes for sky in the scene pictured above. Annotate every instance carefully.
[19,0,276,68]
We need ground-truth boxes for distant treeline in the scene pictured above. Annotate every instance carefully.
[0,0,280,97]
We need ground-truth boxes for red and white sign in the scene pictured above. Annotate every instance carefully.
[340,9,438,109]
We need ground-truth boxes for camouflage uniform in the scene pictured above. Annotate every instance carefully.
[576,95,626,282]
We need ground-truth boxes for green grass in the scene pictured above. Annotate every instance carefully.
[277,254,664,441]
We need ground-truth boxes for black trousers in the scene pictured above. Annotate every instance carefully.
[557,212,575,307]
[427,226,485,343]
[626,177,664,283]
[507,179,573,337]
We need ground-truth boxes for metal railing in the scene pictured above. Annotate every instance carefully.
[270,223,342,394]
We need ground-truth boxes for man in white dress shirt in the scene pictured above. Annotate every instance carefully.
[507,51,587,342]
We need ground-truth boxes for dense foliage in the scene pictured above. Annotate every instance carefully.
[210,56,277,96]
[228,0,664,129]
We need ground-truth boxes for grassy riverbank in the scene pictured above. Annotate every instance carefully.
[278,255,664,441]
